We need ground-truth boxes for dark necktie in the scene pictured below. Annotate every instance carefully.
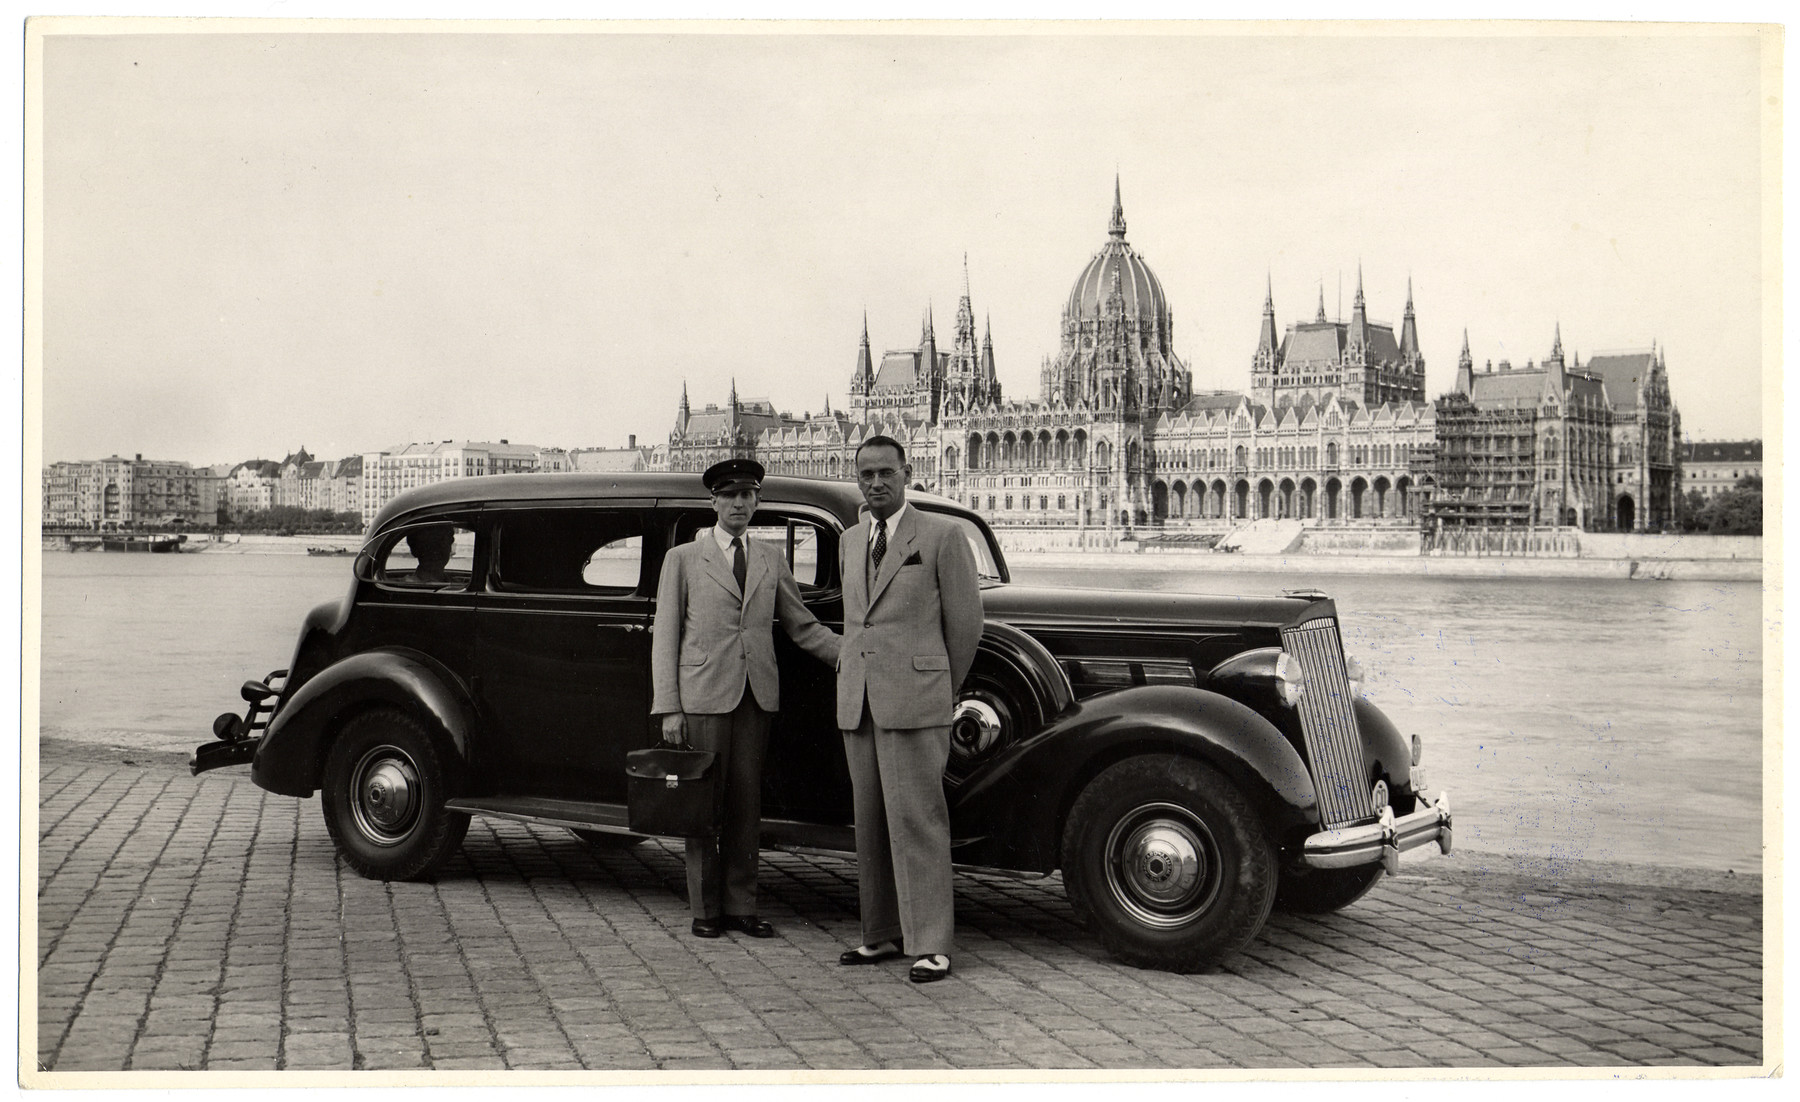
[730,535,746,594]
[871,518,887,574]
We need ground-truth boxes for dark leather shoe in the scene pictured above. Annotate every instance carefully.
[691,918,723,939]
[908,954,952,983]
[723,914,775,938]
[838,940,905,965]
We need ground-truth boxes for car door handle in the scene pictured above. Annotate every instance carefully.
[614,623,649,634]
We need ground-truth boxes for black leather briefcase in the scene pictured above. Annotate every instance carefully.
[624,747,720,837]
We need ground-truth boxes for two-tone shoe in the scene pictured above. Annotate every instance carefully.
[837,940,905,966]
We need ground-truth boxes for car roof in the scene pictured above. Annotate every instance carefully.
[367,471,971,535]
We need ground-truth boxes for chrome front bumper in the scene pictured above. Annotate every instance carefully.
[1300,792,1453,873]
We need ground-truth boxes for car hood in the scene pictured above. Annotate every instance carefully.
[980,582,1329,633]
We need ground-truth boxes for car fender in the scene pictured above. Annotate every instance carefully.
[948,684,1317,873]
[1355,697,1413,794]
[250,648,476,797]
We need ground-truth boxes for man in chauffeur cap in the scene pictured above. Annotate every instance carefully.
[650,458,841,939]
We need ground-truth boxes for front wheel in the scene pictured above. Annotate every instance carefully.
[1061,755,1275,972]
[322,708,468,880]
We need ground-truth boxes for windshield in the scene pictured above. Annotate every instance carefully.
[923,509,1007,584]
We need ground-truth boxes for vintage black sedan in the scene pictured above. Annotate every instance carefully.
[195,472,1451,971]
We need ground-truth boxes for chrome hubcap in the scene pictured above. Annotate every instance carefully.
[951,698,1005,760]
[1104,802,1220,929]
[350,744,421,845]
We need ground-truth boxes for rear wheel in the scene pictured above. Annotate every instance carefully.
[1273,864,1384,914]
[1062,755,1275,972]
[322,708,468,880]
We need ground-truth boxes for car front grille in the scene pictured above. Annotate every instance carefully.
[1281,615,1370,829]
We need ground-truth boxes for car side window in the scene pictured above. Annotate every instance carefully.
[376,522,478,590]
[492,509,647,596]
[743,519,833,590]
[581,534,643,589]
[664,510,837,593]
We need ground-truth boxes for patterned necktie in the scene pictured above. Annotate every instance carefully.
[871,518,888,574]
[730,536,746,594]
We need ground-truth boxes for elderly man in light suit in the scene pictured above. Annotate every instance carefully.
[835,435,984,983]
[651,458,840,939]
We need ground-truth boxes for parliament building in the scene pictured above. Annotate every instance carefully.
[667,181,1676,534]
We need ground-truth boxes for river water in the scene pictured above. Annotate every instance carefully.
[35,550,1767,874]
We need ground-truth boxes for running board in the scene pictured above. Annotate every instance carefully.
[445,796,1050,881]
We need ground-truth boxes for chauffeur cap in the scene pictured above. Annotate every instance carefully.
[702,458,765,495]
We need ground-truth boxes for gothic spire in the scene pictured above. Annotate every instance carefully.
[1399,276,1421,360]
[851,313,874,395]
[680,379,690,413]
[1353,264,1366,312]
[1455,329,1474,395]
[1108,174,1127,239]
[1316,283,1327,323]
[1550,321,1565,366]
[729,376,738,408]
[1256,274,1279,362]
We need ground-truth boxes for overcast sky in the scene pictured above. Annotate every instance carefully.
[34,24,1774,467]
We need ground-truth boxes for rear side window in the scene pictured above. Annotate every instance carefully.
[375,522,478,590]
[492,509,648,595]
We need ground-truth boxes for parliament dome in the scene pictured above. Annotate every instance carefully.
[1064,181,1171,326]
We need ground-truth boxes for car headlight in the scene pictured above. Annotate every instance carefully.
[1344,655,1365,697]
[1274,652,1306,707]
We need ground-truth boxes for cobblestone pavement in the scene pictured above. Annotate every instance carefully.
[33,752,1767,1076]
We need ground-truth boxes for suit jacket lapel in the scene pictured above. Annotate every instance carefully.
[699,528,742,600]
[867,508,914,609]
[845,520,868,613]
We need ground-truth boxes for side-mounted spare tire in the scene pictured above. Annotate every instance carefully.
[322,707,469,880]
[1061,754,1276,972]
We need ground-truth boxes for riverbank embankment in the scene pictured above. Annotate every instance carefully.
[175,533,363,555]
[1004,547,1763,581]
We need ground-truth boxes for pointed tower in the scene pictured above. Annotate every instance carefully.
[950,254,981,409]
[980,314,999,406]
[1455,329,1474,396]
[849,313,874,406]
[1251,273,1283,410]
[1549,322,1565,368]
[1345,265,1369,364]
[919,305,941,423]
[1109,173,1126,239]
[1255,274,1280,365]
[1315,284,1328,323]
[1542,334,1567,407]
[1399,278,1421,361]
[729,376,739,409]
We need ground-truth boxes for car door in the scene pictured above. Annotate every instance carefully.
[472,502,657,801]
[653,500,851,825]
[346,515,482,682]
